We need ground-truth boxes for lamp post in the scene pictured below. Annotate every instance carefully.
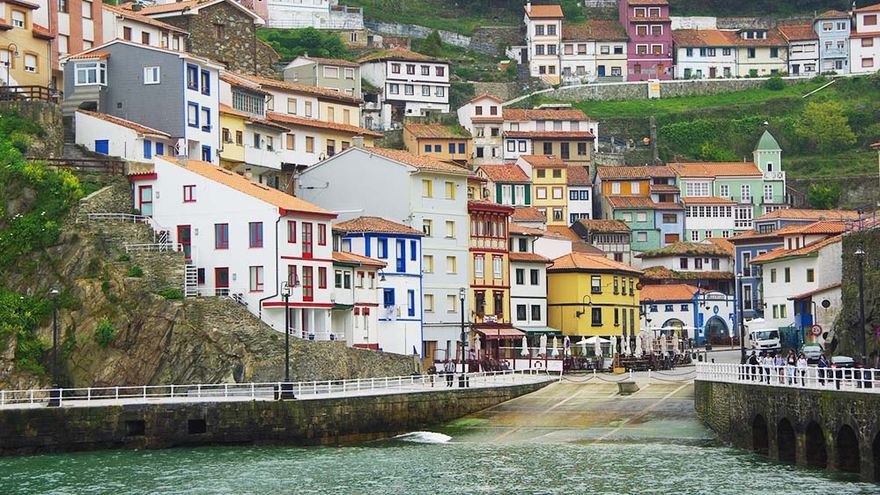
[737,272,746,365]
[855,246,867,365]
[459,287,467,388]
[279,281,295,399]
[48,287,60,407]
[4,43,18,87]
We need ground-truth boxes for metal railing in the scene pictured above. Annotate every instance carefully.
[696,363,879,393]
[0,370,549,408]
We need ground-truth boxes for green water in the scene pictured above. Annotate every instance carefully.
[1,440,877,494]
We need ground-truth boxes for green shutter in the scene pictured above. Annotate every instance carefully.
[496,183,503,202]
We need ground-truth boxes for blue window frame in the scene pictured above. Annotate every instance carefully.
[649,305,658,312]
[407,290,415,317]
[433,144,441,152]
[424,144,431,152]
[94,139,109,154]
[579,190,590,200]
[143,140,152,159]
[201,107,211,131]
[201,145,211,162]
[665,304,674,312]
[396,239,405,272]
[383,288,395,307]
[249,222,264,248]
[680,304,689,311]
[458,143,465,154]
[569,190,578,201]
[200,69,210,95]
[377,238,388,259]
[448,143,455,154]
[187,102,199,128]
[569,213,577,224]
[409,240,416,261]
[186,64,199,90]
[155,142,164,156]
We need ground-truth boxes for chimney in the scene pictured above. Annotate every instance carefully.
[352,136,365,148]
[526,1,531,13]
[132,0,143,11]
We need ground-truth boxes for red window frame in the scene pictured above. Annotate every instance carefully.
[302,266,314,301]
[288,265,298,286]
[318,266,327,289]
[214,223,229,249]
[318,224,327,246]
[183,184,196,202]
[249,221,263,248]
[302,222,313,259]
[249,265,264,292]
[287,220,296,243]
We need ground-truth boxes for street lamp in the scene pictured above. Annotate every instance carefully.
[4,43,18,87]
[855,246,867,364]
[279,281,295,399]
[459,287,467,388]
[48,287,60,407]
[736,272,746,365]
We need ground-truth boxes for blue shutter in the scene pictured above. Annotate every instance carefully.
[409,240,416,261]
[155,142,164,156]
[407,290,415,316]
[383,288,395,306]
[143,140,152,159]
[94,140,109,154]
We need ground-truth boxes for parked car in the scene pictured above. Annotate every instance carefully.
[829,356,874,389]
[801,344,823,364]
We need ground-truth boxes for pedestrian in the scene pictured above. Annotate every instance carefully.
[443,360,454,387]
[427,363,437,388]
[797,352,808,386]
[747,351,759,381]
[786,350,797,385]
[817,353,829,386]
[762,352,772,384]
[773,352,785,384]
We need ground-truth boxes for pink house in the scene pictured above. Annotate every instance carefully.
[619,0,673,81]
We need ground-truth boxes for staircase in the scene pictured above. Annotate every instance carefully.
[184,263,199,297]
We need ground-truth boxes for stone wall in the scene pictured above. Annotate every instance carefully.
[787,175,880,210]
[717,15,814,30]
[542,77,802,103]
[0,100,64,159]
[472,82,520,101]
[365,21,471,49]
[469,26,523,56]
[0,381,548,455]
[834,229,880,362]
[695,380,880,481]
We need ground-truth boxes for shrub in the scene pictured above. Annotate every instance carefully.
[807,183,841,209]
[116,254,131,262]
[763,75,785,91]
[94,317,114,348]
[157,288,183,300]
[127,265,144,277]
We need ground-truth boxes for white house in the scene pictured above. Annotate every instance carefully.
[751,224,844,333]
[457,94,505,164]
[560,20,629,83]
[129,156,338,339]
[502,107,599,162]
[640,284,736,345]
[567,165,593,224]
[778,24,819,77]
[851,3,880,74]
[266,0,364,30]
[672,29,737,79]
[681,197,736,241]
[358,47,451,121]
[75,110,176,162]
[509,223,553,336]
[334,216,425,357]
[295,146,470,362]
[331,250,385,350]
[523,2,564,84]
[101,3,188,52]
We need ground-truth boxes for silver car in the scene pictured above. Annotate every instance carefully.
[801,344,823,364]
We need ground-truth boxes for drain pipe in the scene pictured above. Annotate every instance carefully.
[259,215,282,321]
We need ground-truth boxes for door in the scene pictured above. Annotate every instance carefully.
[423,341,437,370]
[520,48,527,64]
[709,67,717,78]
[302,222,313,259]
[94,139,109,155]
[598,65,606,77]
[138,185,153,216]
[215,267,229,296]
[177,225,192,259]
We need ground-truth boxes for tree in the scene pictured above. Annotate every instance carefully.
[257,28,349,61]
[794,100,856,153]
[420,31,444,57]
[806,183,841,209]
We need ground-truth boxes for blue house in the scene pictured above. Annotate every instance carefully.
[334,216,426,358]
[813,11,851,74]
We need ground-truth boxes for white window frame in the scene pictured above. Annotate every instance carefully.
[23,54,37,73]
[143,66,160,85]
[74,62,107,86]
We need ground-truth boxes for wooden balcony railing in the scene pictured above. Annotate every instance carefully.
[0,85,61,104]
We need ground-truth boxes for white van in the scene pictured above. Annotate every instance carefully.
[748,329,782,351]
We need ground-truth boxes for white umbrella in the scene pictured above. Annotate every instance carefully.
[474,336,482,357]
[578,338,588,356]
[660,334,668,354]
[623,335,630,356]
[539,334,548,357]
[551,336,559,357]
[520,336,529,357]
[594,337,602,358]
[585,336,610,344]
[672,336,680,354]
[634,333,643,358]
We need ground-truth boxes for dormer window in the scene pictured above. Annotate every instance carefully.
[74,61,107,86]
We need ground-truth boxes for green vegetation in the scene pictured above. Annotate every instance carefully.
[668,0,846,16]
[157,287,183,300]
[94,317,115,348]
[794,100,857,153]
[0,289,51,374]
[807,184,842,210]
[763,75,785,91]
[257,28,350,61]
[341,0,520,36]
[410,35,515,83]
[126,265,144,278]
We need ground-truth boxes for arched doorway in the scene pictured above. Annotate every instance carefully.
[777,418,796,463]
[704,316,729,341]
[836,424,861,473]
[805,421,827,468]
[752,414,768,455]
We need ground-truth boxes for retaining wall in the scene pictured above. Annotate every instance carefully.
[542,76,803,103]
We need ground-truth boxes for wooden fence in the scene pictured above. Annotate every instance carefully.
[0,85,61,104]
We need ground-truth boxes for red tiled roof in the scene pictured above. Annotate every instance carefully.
[219,103,248,118]
[637,242,730,259]
[650,183,679,193]
[646,166,676,177]
[235,73,362,104]
[504,130,594,140]
[468,93,504,103]
[597,166,651,179]
[66,50,111,60]
[404,124,470,139]
[575,218,631,233]
[706,237,735,256]
[104,3,189,34]
[756,208,860,221]
[478,164,530,183]
[751,234,841,264]
[154,156,333,216]
[788,283,842,301]
[777,24,817,42]
[518,155,565,168]
[606,196,659,209]
[471,115,505,123]
[854,2,880,12]
[247,116,289,132]
[680,196,736,205]
[511,207,546,222]
[567,166,591,186]
[524,4,564,18]
[31,23,54,40]
[549,253,642,275]
[334,216,424,236]
[669,161,763,178]
[545,225,582,243]
[509,252,551,263]
[509,223,544,236]
[468,199,515,214]
[266,112,383,138]
[728,29,787,46]
[361,147,469,175]
[333,251,387,268]
[562,20,628,41]
[673,29,736,47]
[77,110,170,137]
[503,108,589,121]
[816,9,849,18]
[357,47,442,63]
[299,55,359,67]
[640,284,699,302]
[126,0,200,15]
[776,221,847,236]
[0,19,11,31]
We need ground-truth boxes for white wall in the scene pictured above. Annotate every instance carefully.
[182,61,221,164]
[534,235,572,260]
[75,111,174,162]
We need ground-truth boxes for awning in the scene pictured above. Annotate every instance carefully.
[476,327,526,340]
[515,326,562,336]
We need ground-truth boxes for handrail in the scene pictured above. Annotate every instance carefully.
[0,369,549,408]
[695,362,879,393]
[0,85,61,103]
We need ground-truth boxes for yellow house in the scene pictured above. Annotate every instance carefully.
[403,124,472,163]
[1,0,53,88]
[547,252,642,338]
[518,155,568,226]
[219,104,247,169]
[468,199,519,360]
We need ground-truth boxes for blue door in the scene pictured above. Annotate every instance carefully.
[598,65,606,77]
[94,139,109,155]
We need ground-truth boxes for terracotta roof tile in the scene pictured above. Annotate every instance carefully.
[511,206,546,222]
[357,47,442,63]
[544,225,582,242]
[518,155,566,168]
[640,284,699,302]
[777,24,817,41]
[756,208,861,221]
[404,124,470,139]
[776,221,847,236]
[524,4,564,18]
[751,234,841,264]
[66,50,111,60]
[266,112,383,138]
[816,9,849,18]
[597,166,650,179]
[509,252,551,263]
[637,242,730,259]
[154,156,333,216]
[471,115,505,122]
[727,29,787,46]
[333,251,387,267]
[680,196,736,205]
[567,166,592,186]
[0,19,11,31]
[478,164,530,183]
[300,55,358,67]
[642,266,733,280]
[504,130,595,139]
[706,237,735,256]
[361,147,470,175]
[104,3,189,34]
[468,93,504,103]
[509,223,544,236]
[650,183,679,193]
[219,103,249,118]
[549,253,642,274]
[607,196,682,210]
[673,29,736,47]
[788,283,842,300]
[575,218,631,233]
[234,72,362,104]
[76,110,170,137]
[854,2,880,12]
[128,0,200,15]
[563,20,628,41]
[503,108,589,121]
[669,161,763,178]
[31,23,54,39]
[334,216,424,236]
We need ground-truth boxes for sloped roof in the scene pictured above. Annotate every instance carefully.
[266,112,383,138]
[31,23,54,39]
[606,196,667,209]
[854,2,880,12]
[509,252,551,263]
[478,164,530,183]
[66,50,111,60]
[673,29,737,47]
[333,251,387,268]
[778,24,817,41]
[76,110,170,137]
[512,206,546,222]
[334,216,424,236]
[755,130,781,151]
[404,124,470,139]
[509,223,545,236]
[756,208,861,221]
[357,47,441,64]
[504,130,594,140]
[567,166,592,186]
[468,93,504,104]
[519,155,566,168]
[131,0,263,22]
[362,147,469,175]
[751,234,841,264]
[545,225,582,243]
[155,156,333,216]
[642,266,734,280]
[104,3,189,33]
[728,28,786,46]
[816,9,849,18]
[563,20,628,41]
[298,55,359,67]
[524,4,564,18]
[234,72,362,104]
[503,108,589,121]
[575,218,631,233]
[650,183,680,193]
[597,166,650,179]
[637,242,731,259]
[788,283,842,300]
[640,284,699,302]
[669,161,763,178]
[680,196,736,205]
[549,253,643,275]
[706,237,735,256]
[776,221,847,236]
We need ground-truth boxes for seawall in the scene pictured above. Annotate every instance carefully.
[0,381,549,456]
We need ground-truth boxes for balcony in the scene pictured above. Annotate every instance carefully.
[763,171,785,181]
[470,237,506,250]
[244,145,282,170]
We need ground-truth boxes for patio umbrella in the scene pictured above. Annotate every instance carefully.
[520,336,529,357]
[672,336,680,354]
[660,334,668,355]
[474,336,482,358]
[634,333,643,358]
[585,336,610,344]
[594,337,602,358]
[609,337,615,359]
[539,333,548,357]
[578,338,588,356]
[551,336,559,357]
[622,335,630,356]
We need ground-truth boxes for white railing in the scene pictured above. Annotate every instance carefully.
[0,370,550,408]
[124,242,178,253]
[84,212,148,224]
[696,363,880,393]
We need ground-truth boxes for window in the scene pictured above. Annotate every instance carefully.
[391,63,400,74]
[405,85,414,95]
[591,275,602,294]
[784,267,791,283]
[685,182,709,197]
[323,66,339,79]
[236,131,243,146]
[536,187,547,200]
[344,68,354,80]
[334,270,344,289]
[552,187,563,199]
[187,103,199,127]
[287,98,298,115]
[249,222,263,248]
[141,66,161,85]
[286,134,295,150]
[318,267,327,289]
[75,62,107,86]
[865,14,877,25]
[201,107,211,131]
[444,181,456,199]
[435,86,445,98]
[287,221,296,244]
[422,179,433,198]
[863,38,874,48]
[21,53,37,73]
[304,101,312,117]
[770,48,778,58]
[474,255,484,278]
[305,136,315,153]
[186,65,199,90]
[748,48,756,59]
[591,308,602,326]
[11,10,25,28]
[141,32,151,45]
[377,238,388,259]
[806,268,815,283]
[515,268,524,285]
[662,214,677,224]
[741,185,751,202]
[181,184,196,203]
[636,212,647,222]
[317,224,327,246]
[445,220,455,238]
[423,255,434,273]
[214,223,229,249]
[612,183,621,194]
[249,266,264,292]
[423,219,432,236]
[863,58,875,68]
[446,256,457,274]
[493,256,502,279]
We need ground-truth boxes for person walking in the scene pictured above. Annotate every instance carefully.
[762,352,772,384]
[747,351,759,381]
[797,352,808,386]
[786,350,797,385]
[817,353,829,386]
[443,360,455,387]
[773,352,786,384]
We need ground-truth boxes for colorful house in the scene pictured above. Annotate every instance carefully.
[604,196,683,255]
[1,0,53,87]
[778,24,819,77]
[282,55,361,98]
[850,2,880,74]
[619,0,673,81]
[509,222,554,341]
[75,110,175,162]
[523,2,564,84]
[813,10,851,74]
[727,28,788,77]
[331,250,385,350]
[502,107,598,163]
[560,19,629,83]
[37,0,104,89]
[516,154,568,226]
[547,253,642,338]
[333,216,425,358]
[403,124,472,163]
[457,93,504,165]
[475,163,531,207]
[570,218,633,264]
[636,240,735,294]
[640,284,735,345]
[566,165,593,224]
